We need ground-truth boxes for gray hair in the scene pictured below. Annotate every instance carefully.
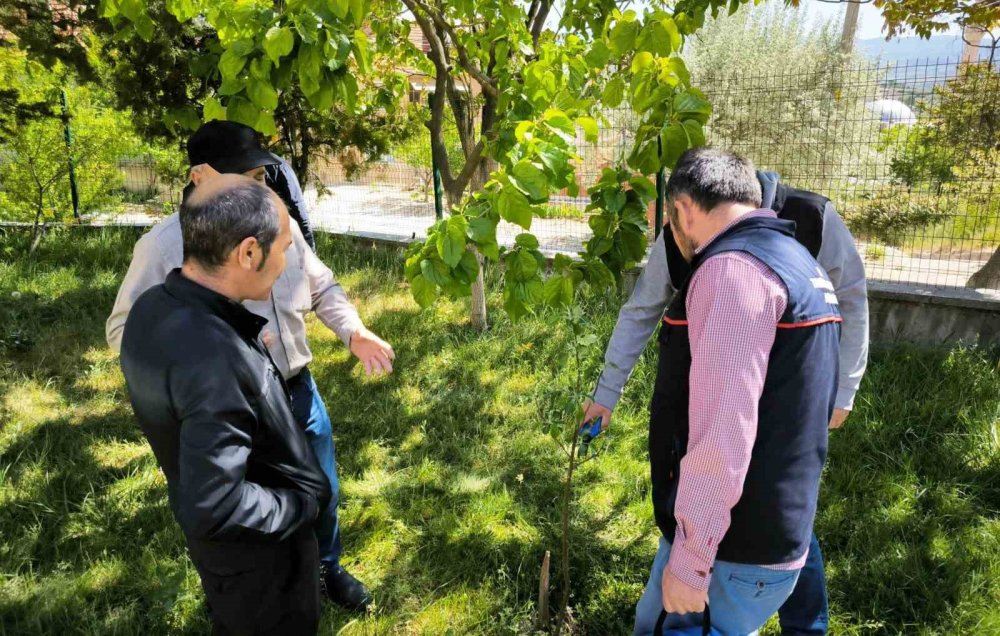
[180,179,279,271]
[665,147,762,225]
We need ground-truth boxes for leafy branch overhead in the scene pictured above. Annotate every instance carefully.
[101,1,713,320]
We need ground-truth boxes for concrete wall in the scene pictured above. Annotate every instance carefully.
[867,282,1000,345]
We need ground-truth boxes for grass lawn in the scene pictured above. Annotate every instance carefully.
[0,227,998,635]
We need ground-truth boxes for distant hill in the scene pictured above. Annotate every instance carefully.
[857,35,995,64]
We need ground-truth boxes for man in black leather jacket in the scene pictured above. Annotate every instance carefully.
[120,174,331,636]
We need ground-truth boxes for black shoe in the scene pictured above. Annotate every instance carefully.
[320,563,372,612]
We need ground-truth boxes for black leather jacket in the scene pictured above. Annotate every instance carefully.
[121,270,331,545]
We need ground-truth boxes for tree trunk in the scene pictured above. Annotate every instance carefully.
[967,246,1000,290]
[467,169,488,330]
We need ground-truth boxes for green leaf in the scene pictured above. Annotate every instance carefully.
[629,175,657,202]
[681,119,706,149]
[603,188,626,213]
[308,82,335,111]
[218,76,245,96]
[327,0,349,19]
[455,250,480,284]
[134,13,155,40]
[349,0,365,26]
[220,46,248,80]
[515,233,539,249]
[584,40,611,69]
[353,30,371,74]
[297,45,322,96]
[543,108,575,136]
[537,144,568,177]
[247,79,279,110]
[437,215,468,268]
[628,138,660,175]
[589,213,614,238]
[263,26,294,64]
[325,33,352,71]
[468,215,497,242]
[165,0,199,22]
[609,20,639,56]
[585,259,615,291]
[226,97,259,129]
[639,17,682,55]
[295,12,320,44]
[603,76,625,108]
[420,258,451,286]
[508,249,539,282]
[203,96,227,122]
[620,224,648,261]
[660,123,689,170]
[497,187,532,229]
[410,274,437,308]
[511,160,548,202]
[544,275,574,307]
[674,90,712,124]
[479,238,500,261]
[515,121,533,143]
[250,57,272,81]
[256,110,278,136]
[340,72,358,112]
[576,116,599,144]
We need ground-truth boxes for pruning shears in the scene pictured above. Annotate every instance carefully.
[577,416,603,458]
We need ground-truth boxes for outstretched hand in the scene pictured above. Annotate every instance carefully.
[350,327,395,377]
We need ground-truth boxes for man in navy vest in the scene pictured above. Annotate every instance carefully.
[622,148,842,635]
[585,161,867,635]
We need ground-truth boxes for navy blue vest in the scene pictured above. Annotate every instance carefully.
[651,215,841,565]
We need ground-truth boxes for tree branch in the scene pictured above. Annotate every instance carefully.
[529,0,552,46]
[409,0,499,98]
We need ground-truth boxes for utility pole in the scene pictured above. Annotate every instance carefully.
[840,1,861,54]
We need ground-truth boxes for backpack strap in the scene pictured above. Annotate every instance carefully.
[655,604,712,635]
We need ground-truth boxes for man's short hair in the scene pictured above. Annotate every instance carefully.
[665,148,762,218]
[180,178,280,271]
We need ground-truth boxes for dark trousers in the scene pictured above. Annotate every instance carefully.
[189,529,321,636]
[778,533,830,635]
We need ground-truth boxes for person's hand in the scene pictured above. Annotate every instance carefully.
[581,399,612,431]
[349,327,395,376]
[829,408,850,430]
[661,567,707,615]
[261,330,276,349]
[189,163,221,185]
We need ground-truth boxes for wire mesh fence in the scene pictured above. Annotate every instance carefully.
[15,56,998,291]
[306,56,999,290]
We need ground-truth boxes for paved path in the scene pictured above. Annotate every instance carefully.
[81,183,993,291]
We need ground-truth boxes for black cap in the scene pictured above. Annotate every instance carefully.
[187,120,281,174]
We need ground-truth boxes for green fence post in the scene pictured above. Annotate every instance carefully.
[654,167,665,238]
[428,92,444,220]
[61,89,81,221]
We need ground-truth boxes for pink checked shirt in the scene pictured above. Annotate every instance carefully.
[665,209,809,592]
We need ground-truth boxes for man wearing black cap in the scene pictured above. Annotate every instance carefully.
[108,120,393,612]
[184,121,316,249]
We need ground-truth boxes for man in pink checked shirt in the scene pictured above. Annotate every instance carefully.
[618,148,843,635]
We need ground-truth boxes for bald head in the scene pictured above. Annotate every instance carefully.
[180,174,286,271]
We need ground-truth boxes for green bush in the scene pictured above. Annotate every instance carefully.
[845,185,945,246]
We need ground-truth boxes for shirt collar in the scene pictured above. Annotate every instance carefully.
[695,208,778,255]
[164,269,269,341]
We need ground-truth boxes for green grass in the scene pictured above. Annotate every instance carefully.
[0,227,998,635]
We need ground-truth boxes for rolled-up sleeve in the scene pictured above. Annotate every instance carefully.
[295,225,365,347]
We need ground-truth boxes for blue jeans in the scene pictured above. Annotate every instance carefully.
[634,537,801,636]
[288,368,341,566]
[777,534,828,635]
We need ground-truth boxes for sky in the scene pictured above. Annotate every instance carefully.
[777,0,961,40]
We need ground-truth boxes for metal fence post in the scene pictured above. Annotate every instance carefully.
[61,89,81,221]
[428,92,445,221]
[654,167,665,239]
